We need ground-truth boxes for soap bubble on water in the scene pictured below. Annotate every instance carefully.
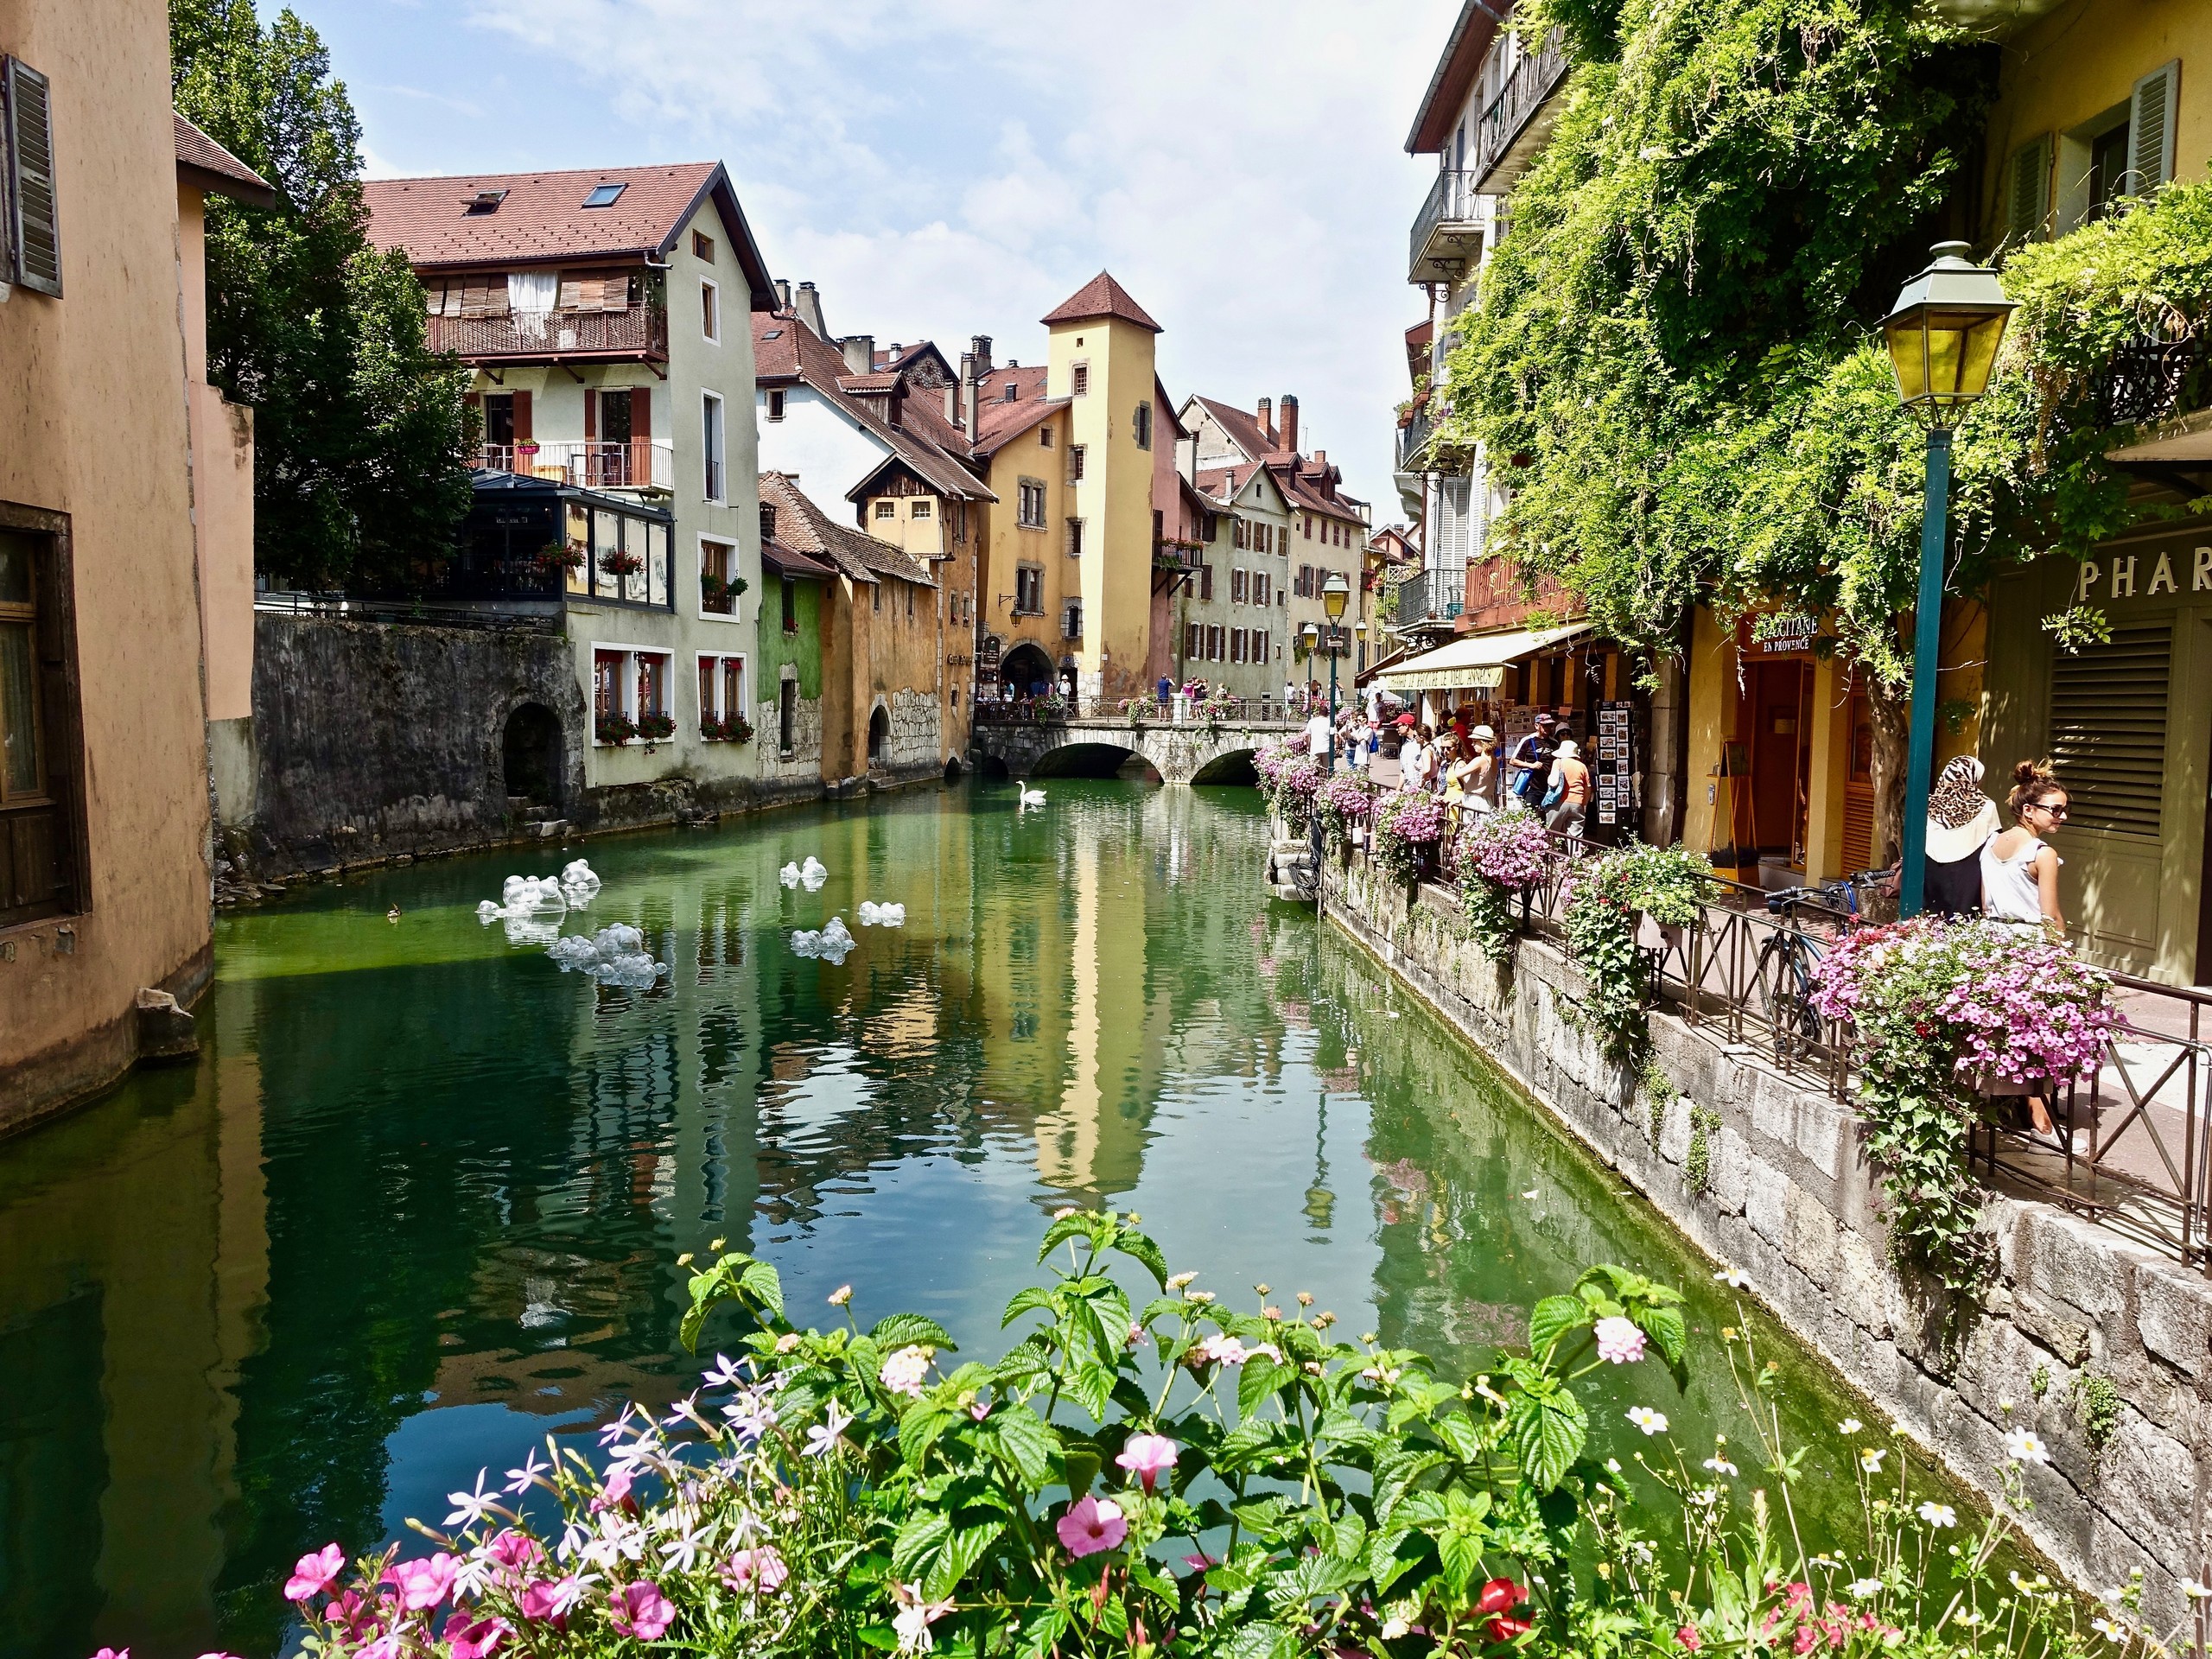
[791,915,856,963]
[547,922,668,988]
[857,900,906,927]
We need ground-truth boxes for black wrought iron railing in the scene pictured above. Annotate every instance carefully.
[1471,29,1568,190]
[1409,169,1483,279]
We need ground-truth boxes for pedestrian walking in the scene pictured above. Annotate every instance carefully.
[1923,755,1998,918]
[1465,725,1498,813]
[1546,738,1592,844]
[1503,713,1556,804]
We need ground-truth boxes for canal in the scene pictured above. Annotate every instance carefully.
[3,781,1923,1658]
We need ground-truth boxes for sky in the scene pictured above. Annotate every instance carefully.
[288,0,1459,520]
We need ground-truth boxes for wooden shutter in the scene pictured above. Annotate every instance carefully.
[2005,137,2051,242]
[583,388,597,441]
[2047,621,2170,838]
[512,389,531,448]
[630,387,650,445]
[2130,61,2179,193]
[3,58,61,296]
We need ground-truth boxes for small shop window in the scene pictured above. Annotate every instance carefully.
[2048,623,2171,838]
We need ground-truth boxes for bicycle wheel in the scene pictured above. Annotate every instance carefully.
[1755,933,1821,1064]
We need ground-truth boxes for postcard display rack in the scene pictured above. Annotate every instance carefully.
[1594,700,1637,829]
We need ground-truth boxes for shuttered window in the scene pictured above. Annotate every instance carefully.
[2047,622,2169,838]
[2005,135,2051,243]
[3,57,62,296]
[2130,61,2179,194]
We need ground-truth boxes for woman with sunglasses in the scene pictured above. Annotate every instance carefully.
[1981,760,2072,1143]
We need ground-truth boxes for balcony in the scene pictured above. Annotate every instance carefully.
[1391,567,1465,633]
[1471,29,1568,196]
[1408,169,1484,285]
[478,440,675,494]
[427,303,668,364]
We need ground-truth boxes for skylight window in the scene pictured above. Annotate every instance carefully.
[582,181,627,207]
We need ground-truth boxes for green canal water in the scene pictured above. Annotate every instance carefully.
[3,782,1929,1658]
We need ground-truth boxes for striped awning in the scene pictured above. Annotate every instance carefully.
[1378,622,1591,692]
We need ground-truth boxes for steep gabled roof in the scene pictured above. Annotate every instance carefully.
[363,161,774,308]
[1040,271,1161,334]
[1406,0,1512,155]
[1188,395,1274,464]
[760,472,937,588]
[174,112,276,207]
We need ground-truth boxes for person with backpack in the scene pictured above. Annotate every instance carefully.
[1503,712,1557,805]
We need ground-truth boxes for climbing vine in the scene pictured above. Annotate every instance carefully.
[1560,843,1711,1059]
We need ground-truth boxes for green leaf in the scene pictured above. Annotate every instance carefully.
[1637,1301,1688,1369]
[899,1405,957,1471]
[1237,1354,1295,1419]
[1528,1294,1588,1360]
[1060,1446,1100,1499]
[1218,1621,1301,1659]
[890,1510,953,1580]
[988,1406,1057,1489]
[1000,1286,1058,1328]
[1062,1360,1114,1421]
[738,1257,785,1320]
[1113,1227,1169,1289]
[1430,1410,1484,1463]
[872,1312,957,1351]
[1437,1518,1486,1596]
[1036,1214,1096,1261]
[1509,1381,1588,1491]
[922,1519,1004,1601]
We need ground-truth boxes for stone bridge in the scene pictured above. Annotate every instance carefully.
[969,713,1301,785]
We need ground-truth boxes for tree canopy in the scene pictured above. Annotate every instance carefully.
[172,0,474,590]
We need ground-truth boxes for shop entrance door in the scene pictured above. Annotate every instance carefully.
[1747,658,1815,871]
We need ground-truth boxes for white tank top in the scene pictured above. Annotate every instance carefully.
[1980,834,2049,925]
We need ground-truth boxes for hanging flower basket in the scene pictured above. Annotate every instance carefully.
[601,550,645,578]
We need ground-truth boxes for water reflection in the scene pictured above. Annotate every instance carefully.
[2,781,1909,1659]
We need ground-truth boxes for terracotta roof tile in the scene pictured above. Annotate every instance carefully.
[1191,395,1274,461]
[758,315,993,502]
[1040,270,1161,334]
[836,372,902,393]
[174,111,276,205]
[364,162,721,269]
[760,472,937,588]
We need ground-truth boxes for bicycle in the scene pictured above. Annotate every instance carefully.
[1751,869,1887,1064]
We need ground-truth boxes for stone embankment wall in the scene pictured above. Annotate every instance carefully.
[241,614,847,882]
[1324,860,2211,1620]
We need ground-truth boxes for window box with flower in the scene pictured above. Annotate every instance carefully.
[601,549,645,579]
[701,714,754,744]
[595,712,639,747]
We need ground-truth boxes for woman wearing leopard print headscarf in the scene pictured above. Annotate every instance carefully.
[1923,754,1999,918]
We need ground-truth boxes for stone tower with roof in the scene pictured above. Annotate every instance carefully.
[1043,273,1161,704]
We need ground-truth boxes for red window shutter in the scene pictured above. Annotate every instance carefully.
[512,390,532,448]
[630,388,650,444]
[584,389,597,441]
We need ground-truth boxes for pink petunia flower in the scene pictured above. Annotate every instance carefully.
[608,1580,675,1641]
[517,1580,567,1628]
[283,1542,346,1604]
[590,1465,635,1514]
[723,1547,790,1594]
[384,1553,460,1611]
[1592,1316,1646,1364]
[1055,1494,1128,1559]
[486,1529,543,1570]
[1114,1433,1179,1491]
[442,1614,509,1659]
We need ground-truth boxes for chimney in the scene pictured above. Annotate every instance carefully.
[1179,433,1198,486]
[1279,394,1300,456]
[1256,397,1274,446]
[969,334,994,376]
[773,277,792,312]
[793,281,828,337]
[945,384,959,426]
[842,334,874,373]
[961,351,982,438]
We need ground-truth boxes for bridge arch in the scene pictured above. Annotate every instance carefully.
[1189,747,1259,786]
[970,714,1298,787]
[1001,642,1054,699]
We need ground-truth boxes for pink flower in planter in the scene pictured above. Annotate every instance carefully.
[284,1542,346,1603]
[1114,1433,1179,1491]
[724,1546,790,1594]
[608,1580,675,1640]
[1056,1494,1128,1558]
[384,1553,460,1611]
[1593,1316,1646,1364]
[517,1580,568,1628]
[442,1614,510,1659]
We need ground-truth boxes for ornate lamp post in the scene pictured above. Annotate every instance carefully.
[1300,621,1329,773]
[1880,241,2015,918]
[1322,569,1351,721]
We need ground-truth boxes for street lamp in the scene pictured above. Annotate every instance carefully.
[1881,241,2015,918]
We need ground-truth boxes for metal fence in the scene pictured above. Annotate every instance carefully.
[1340,823,2212,1274]
[974,696,1303,727]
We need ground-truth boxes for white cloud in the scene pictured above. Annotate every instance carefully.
[414,0,1458,512]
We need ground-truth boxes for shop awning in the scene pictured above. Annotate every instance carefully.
[1377,621,1591,692]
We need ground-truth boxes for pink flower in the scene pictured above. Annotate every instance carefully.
[90,1650,129,1659]
[1114,1433,1179,1491]
[1055,1494,1128,1558]
[284,1542,346,1603]
[322,1590,375,1637]
[1592,1316,1646,1364]
[1676,1626,1703,1651]
[486,1529,543,1569]
[442,1614,509,1659]
[517,1580,567,1628]
[384,1553,460,1611]
[591,1465,634,1514]
[880,1345,933,1398]
[608,1580,675,1640]
[1192,1333,1250,1367]
[724,1547,790,1594]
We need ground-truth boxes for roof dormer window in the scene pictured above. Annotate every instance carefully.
[464,188,508,213]
[582,181,627,207]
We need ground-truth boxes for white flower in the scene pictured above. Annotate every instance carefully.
[1605,1458,1624,1475]
[805,1401,854,1459]
[1627,1406,1669,1435]
[444,1468,500,1530]
[1688,1487,1719,1508]
[1702,1456,1739,1477]
[702,1351,749,1389]
[503,1447,550,1497]
[2002,1428,2052,1465]
[1859,1447,1887,1473]
[2092,1618,2125,1641]
[1847,1579,1884,1599]
[550,1573,599,1618]
[660,1522,709,1573]
[1166,1272,1198,1290]
[880,1345,933,1398]
[1916,1501,1957,1529]
[1838,1419,1864,1436]
[891,1580,956,1654]
[723,1387,779,1442]
[1714,1266,1751,1289]
[2183,1580,2212,1602]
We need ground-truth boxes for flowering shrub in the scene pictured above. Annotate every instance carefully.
[1255,741,1323,835]
[635,712,677,746]
[1560,842,1712,1058]
[701,714,754,744]
[1458,809,1554,962]
[1811,918,2120,1294]
[1372,790,1448,887]
[594,713,639,747]
[141,1227,2179,1659]
[600,550,644,579]
[1314,771,1375,854]
[1120,696,1163,722]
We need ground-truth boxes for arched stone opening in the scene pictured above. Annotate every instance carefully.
[1031,741,1141,779]
[867,704,891,766]
[1190,748,1259,786]
[1000,642,1055,699]
[501,702,563,805]
[943,755,965,781]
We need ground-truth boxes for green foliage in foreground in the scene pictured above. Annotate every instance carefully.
[262,1215,2175,1658]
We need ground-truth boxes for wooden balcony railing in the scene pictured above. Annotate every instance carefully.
[428,304,668,361]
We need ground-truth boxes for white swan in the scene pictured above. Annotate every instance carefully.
[1016,782,1046,808]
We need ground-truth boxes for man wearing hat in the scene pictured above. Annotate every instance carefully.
[1503,712,1556,805]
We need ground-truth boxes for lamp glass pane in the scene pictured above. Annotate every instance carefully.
[1885,315,1929,404]
[1955,312,2008,402]
[1925,321,1967,402]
